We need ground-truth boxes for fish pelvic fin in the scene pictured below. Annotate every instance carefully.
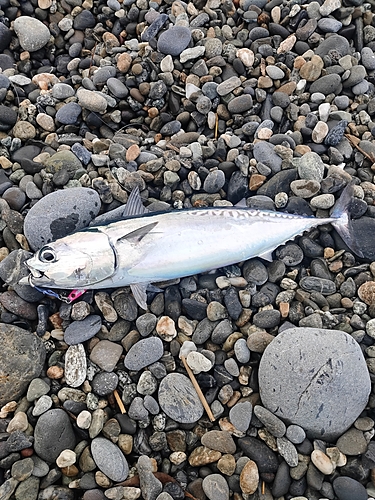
[130,283,148,310]
[330,182,364,258]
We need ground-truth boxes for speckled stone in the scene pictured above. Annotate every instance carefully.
[0,323,46,406]
[159,373,204,423]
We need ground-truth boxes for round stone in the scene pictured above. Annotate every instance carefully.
[34,409,76,462]
[56,102,82,125]
[0,324,46,406]
[158,373,204,423]
[24,187,101,251]
[124,337,164,371]
[157,26,191,56]
[13,16,50,52]
[259,327,371,440]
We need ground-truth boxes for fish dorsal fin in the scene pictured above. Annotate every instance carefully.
[117,221,158,244]
[259,250,273,262]
[125,187,149,217]
[130,283,148,309]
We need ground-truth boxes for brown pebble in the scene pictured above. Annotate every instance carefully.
[61,465,79,477]
[240,459,259,494]
[247,331,275,352]
[188,446,222,467]
[358,281,375,305]
[324,247,335,259]
[49,312,63,329]
[126,144,140,162]
[20,448,34,457]
[47,365,64,379]
[249,174,266,191]
[117,53,132,73]
[279,302,289,318]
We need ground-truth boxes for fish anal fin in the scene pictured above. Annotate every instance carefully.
[125,187,149,217]
[259,250,273,262]
[118,221,158,244]
[130,283,148,310]
[235,198,247,208]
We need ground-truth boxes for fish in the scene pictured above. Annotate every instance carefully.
[21,182,362,309]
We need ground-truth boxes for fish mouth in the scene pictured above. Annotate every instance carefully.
[29,268,44,279]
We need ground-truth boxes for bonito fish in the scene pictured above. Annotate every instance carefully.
[22,183,362,309]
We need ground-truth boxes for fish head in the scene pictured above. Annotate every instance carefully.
[24,229,116,289]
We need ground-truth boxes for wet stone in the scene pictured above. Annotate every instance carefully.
[254,406,286,437]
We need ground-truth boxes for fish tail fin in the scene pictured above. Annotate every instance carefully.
[330,182,363,258]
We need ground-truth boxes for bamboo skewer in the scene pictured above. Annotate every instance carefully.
[113,389,126,414]
[181,355,215,422]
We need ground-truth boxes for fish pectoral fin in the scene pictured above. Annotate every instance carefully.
[130,283,149,310]
[117,221,159,244]
[258,250,274,262]
[125,186,149,216]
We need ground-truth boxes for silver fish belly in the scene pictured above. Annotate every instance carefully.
[23,184,359,309]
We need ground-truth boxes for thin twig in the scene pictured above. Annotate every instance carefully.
[113,389,126,414]
[181,356,215,422]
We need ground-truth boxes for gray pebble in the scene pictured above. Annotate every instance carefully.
[64,315,102,345]
[285,424,306,444]
[34,409,76,462]
[234,338,251,363]
[124,337,164,370]
[202,474,229,500]
[90,340,123,372]
[13,17,50,52]
[56,102,82,125]
[229,401,252,432]
[158,373,204,423]
[136,313,157,337]
[91,437,128,482]
[259,327,371,440]
[0,324,46,407]
[157,26,191,57]
[24,187,101,251]
[254,405,286,437]
[92,372,118,396]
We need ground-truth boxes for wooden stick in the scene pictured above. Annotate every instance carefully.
[113,389,126,414]
[261,481,265,495]
[181,356,215,422]
[214,113,219,140]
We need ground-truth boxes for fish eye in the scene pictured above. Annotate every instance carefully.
[39,247,57,263]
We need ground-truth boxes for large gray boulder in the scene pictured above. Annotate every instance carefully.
[258,327,370,441]
[0,324,46,406]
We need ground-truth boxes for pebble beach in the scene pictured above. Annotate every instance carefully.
[2,0,375,499]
